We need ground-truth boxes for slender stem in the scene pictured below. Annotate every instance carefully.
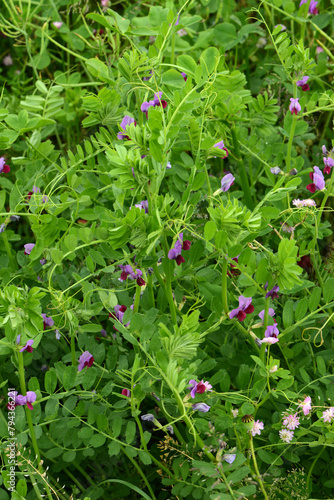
[133,285,141,314]
[231,125,253,209]
[285,116,297,172]
[2,231,17,270]
[122,446,157,500]
[147,273,155,309]
[249,435,269,500]
[163,236,178,326]
[71,331,76,367]
[222,257,229,314]
[17,352,53,500]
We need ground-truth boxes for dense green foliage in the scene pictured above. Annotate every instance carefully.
[1,0,334,499]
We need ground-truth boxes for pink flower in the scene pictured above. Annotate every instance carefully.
[52,22,63,29]
[78,351,94,371]
[261,325,279,344]
[279,429,294,443]
[282,413,300,430]
[188,380,212,399]
[323,157,334,174]
[322,407,334,423]
[292,199,316,208]
[13,391,37,410]
[289,98,301,116]
[122,388,131,397]
[299,396,312,416]
[296,76,310,92]
[0,157,10,173]
[3,55,13,66]
[20,340,34,353]
[250,420,264,436]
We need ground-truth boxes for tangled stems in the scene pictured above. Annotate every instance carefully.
[17,352,53,500]
[249,434,269,500]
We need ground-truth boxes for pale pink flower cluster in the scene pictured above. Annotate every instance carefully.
[292,199,316,208]
[250,420,264,437]
[231,408,239,418]
[322,407,334,423]
[279,429,294,443]
[282,412,300,430]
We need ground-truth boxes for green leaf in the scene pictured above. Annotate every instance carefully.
[45,370,57,394]
[162,69,186,88]
[283,300,294,328]
[86,59,115,85]
[323,278,334,303]
[204,220,216,241]
[214,23,238,50]
[125,421,136,444]
[295,298,308,322]
[177,55,197,76]
[200,47,219,75]
[51,248,63,265]
[309,286,321,312]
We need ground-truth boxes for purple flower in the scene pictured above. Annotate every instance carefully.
[100,329,107,338]
[323,157,334,174]
[0,223,5,233]
[0,157,10,173]
[16,334,21,344]
[296,76,310,92]
[258,308,275,322]
[306,166,325,193]
[168,233,191,265]
[166,161,172,169]
[141,414,155,422]
[14,391,37,410]
[192,403,210,413]
[10,215,20,222]
[261,325,279,344]
[220,173,235,192]
[265,285,279,299]
[55,330,61,340]
[119,265,143,282]
[289,98,301,115]
[20,339,34,353]
[24,243,35,255]
[78,351,94,371]
[117,116,136,140]
[274,24,286,31]
[111,304,134,328]
[214,140,229,158]
[270,167,281,175]
[42,313,54,329]
[188,380,213,399]
[133,200,149,213]
[299,0,318,14]
[141,93,167,118]
[40,258,47,265]
[222,453,236,464]
[229,295,254,321]
[181,72,187,81]
[322,145,328,155]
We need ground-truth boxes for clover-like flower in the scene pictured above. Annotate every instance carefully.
[299,396,312,416]
[279,429,294,443]
[78,351,94,371]
[282,413,300,430]
[250,420,264,436]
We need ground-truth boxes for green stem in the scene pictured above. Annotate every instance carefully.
[249,435,269,500]
[147,273,155,309]
[285,116,298,172]
[163,236,178,327]
[122,446,157,500]
[231,125,253,209]
[133,285,142,314]
[2,231,17,270]
[71,332,76,367]
[222,257,229,314]
[17,352,53,500]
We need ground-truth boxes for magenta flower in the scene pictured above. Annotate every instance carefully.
[24,243,35,255]
[141,92,167,118]
[306,166,325,193]
[122,388,131,397]
[52,21,63,28]
[282,413,300,430]
[296,76,310,92]
[42,313,54,329]
[250,420,264,436]
[299,0,318,14]
[220,173,235,192]
[229,295,254,321]
[168,233,191,266]
[110,304,134,328]
[261,324,279,344]
[0,157,10,173]
[188,380,212,399]
[265,285,279,299]
[117,116,136,140]
[289,98,301,115]
[323,157,334,174]
[316,46,324,55]
[214,140,229,158]
[192,403,210,413]
[258,308,275,322]
[119,265,144,285]
[181,72,187,81]
[78,351,94,371]
[299,396,312,416]
[20,340,34,353]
